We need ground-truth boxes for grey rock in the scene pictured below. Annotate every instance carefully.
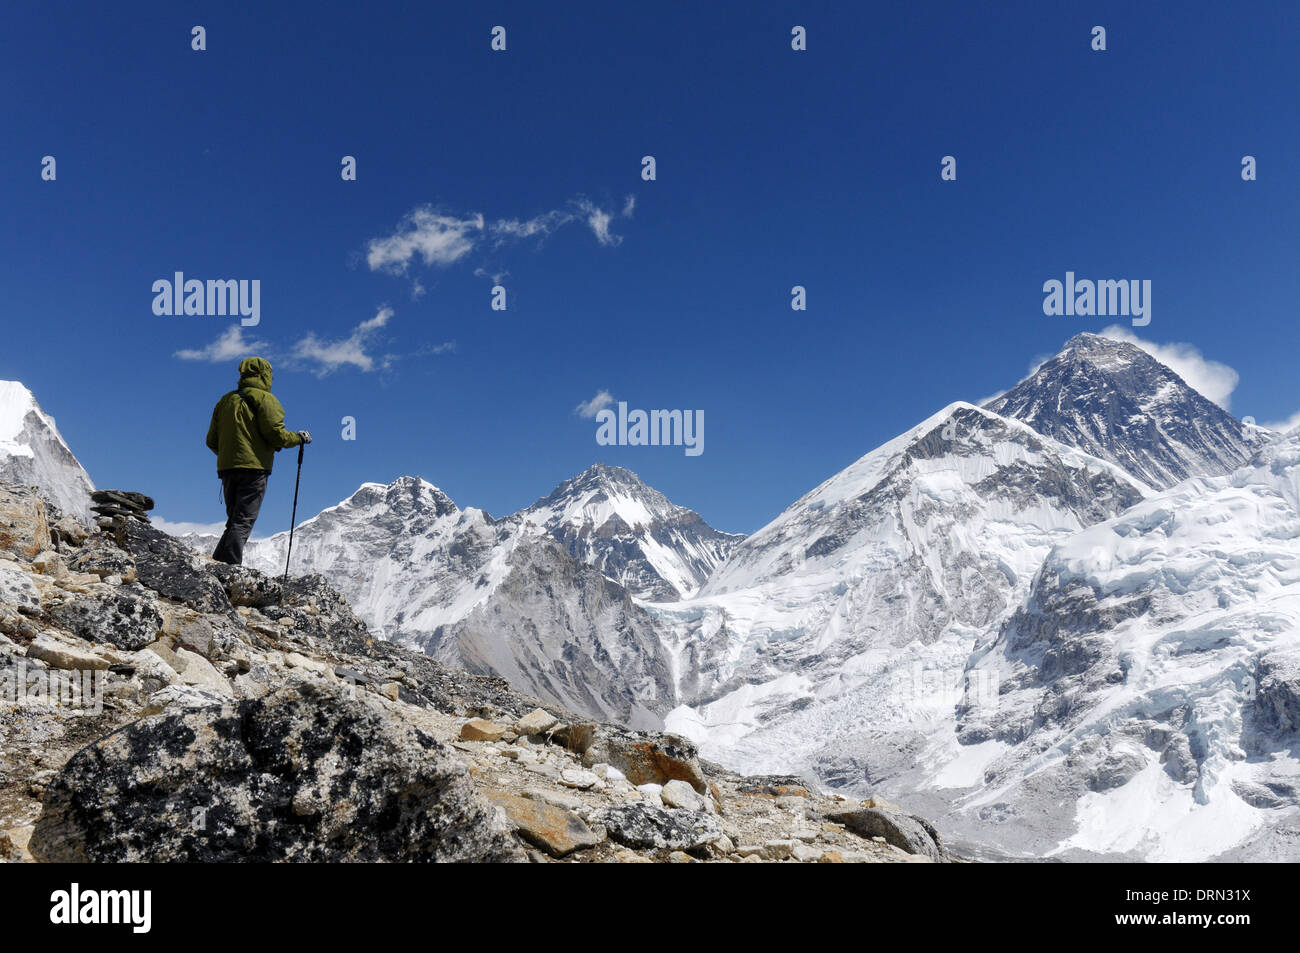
[68,543,136,580]
[592,803,723,852]
[30,680,526,862]
[115,520,231,614]
[828,807,949,862]
[91,490,155,511]
[47,587,163,650]
[555,722,708,792]
[1255,648,1300,736]
[0,565,40,613]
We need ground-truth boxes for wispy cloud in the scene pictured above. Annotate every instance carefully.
[1261,409,1300,433]
[367,194,636,277]
[171,307,453,377]
[574,389,615,418]
[366,210,483,274]
[1099,326,1240,410]
[290,307,395,376]
[174,325,269,363]
[473,266,510,285]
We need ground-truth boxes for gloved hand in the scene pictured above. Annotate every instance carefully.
[297,430,313,445]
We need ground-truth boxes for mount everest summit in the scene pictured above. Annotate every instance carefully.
[5,330,1299,862]
[985,333,1268,489]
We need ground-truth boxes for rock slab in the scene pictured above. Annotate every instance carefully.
[30,681,525,862]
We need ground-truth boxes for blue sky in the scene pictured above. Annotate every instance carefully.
[2,1,1298,535]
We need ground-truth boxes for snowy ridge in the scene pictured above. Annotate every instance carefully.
[235,476,674,727]
[986,333,1266,489]
[655,403,1149,779]
[0,381,95,521]
[521,463,741,600]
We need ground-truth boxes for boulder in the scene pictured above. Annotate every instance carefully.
[25,634,110,672]
[115,520,231,614]
[50,516,89,547]
[661,778,710,812]
[172,617,215,658]
[559,768,600,790]
[461,718,509,742]
[555,723,708,793]
[210,563,283,609]
[141,684,229,715]
[827,807,949,862]
[516,707,559,736]
[129,648,182,691]
[592,803,723,852]
[172,647,233,696]
[68,543,136,581]
[47,588,163,651]
[486,791,602,857]
[30,681,525,862]
[0,565,41,613]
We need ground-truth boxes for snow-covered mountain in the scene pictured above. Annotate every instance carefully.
[235,476,674,728]
[0,381,94,521]
[938,426,1300,861]
[986,333,1267,490]
[654,402,1149,780]
[521,463,741,600]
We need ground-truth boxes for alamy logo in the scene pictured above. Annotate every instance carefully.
[50,883,151,934]
[1042,272,1150,327]
[595,402,704,457]
[152,272,261,326]
[2,661,102,714]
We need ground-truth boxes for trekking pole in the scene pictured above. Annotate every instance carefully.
[282,442,305,590]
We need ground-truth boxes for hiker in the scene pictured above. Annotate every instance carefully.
[206,356,311,565]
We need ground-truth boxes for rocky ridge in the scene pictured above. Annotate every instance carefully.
[0,481,947,864]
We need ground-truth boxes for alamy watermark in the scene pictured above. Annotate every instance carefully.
[1043,271,1150,327]
[50,883,151,933]
[886,663,1000,712]
[2,660,104,715]
[152,272,260,326]
[595,402,704,457]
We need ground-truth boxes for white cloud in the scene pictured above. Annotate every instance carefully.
[174,325,269,363]
[367,194,635,276]
[473,266,510,285]
[490,208,572,243]
[576,198,619,247]
[1098,326,1240,410]
[1261,409,1300,433]
[291,307,394,376]
[366,209,484,274]
[574,389,615,418]
[152,517,228,537]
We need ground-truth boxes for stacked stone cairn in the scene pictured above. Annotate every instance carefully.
[89,490,154,527]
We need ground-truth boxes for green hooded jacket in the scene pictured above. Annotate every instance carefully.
[206,356,303,472]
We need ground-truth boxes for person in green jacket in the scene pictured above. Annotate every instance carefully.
[206,356,311,564]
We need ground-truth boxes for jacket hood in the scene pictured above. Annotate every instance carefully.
[238,356,273,391]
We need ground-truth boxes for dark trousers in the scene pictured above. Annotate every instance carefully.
[213,469,270,565]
